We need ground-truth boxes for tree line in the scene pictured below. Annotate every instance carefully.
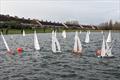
[98,20,120,30]
[0,14,120,30]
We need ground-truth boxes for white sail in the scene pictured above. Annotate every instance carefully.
[52,31,61,53]
[52,37,56,53]
[85,31,90,43]
[105,30,114,57]
[62,30,66,39]
[52,31,56,52]
[34,31,40,50]
[106,42,113,56]
[55,37,61,52]
[101,35,106,57]
[73,31,82,53]
[106,30,111,42]
[73,31,78,52]
[77,35,82,52]
[1,32,10,52]
[23,30,25,36]
[105,38,114,57]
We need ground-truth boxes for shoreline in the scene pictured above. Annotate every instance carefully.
[0,28,120,35]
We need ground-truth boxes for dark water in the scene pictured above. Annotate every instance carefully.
[0,32,120,80]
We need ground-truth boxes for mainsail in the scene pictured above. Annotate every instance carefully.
[106,30,114,56]
[101,35,106,57]
[1,32,10,52]
[106,30,111,42]
[106,39,114,57]
[34,30,40,50]
[85,30,90,43]
[52,31,56,52]
[106,42,112,56]
[73,32,78,52]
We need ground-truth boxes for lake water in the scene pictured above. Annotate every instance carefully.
[0,32,120,80]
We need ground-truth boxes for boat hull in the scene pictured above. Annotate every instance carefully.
[97,55,115,58]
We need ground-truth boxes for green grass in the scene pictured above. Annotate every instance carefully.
[0,28,120,35]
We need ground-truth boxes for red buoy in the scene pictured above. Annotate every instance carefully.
[17,48,23,55]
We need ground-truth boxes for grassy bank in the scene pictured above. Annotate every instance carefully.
[0,28,120,35]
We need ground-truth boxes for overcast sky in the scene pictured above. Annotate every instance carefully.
[0,0,120,25]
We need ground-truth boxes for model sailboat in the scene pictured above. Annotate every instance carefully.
[52,31,61,53]
[34,30,40,50]
[96,31,114,58]
[85,30,90,43]
[106,30,113,57]
[23,30,26,37]
[73,31,82,54]
[62,30,66,39]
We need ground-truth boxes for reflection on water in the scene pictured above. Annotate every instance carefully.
[0,32,120,80]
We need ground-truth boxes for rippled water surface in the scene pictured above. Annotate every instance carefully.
[0,32,120,80]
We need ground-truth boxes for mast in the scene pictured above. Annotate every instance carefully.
[1,32,10,52]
